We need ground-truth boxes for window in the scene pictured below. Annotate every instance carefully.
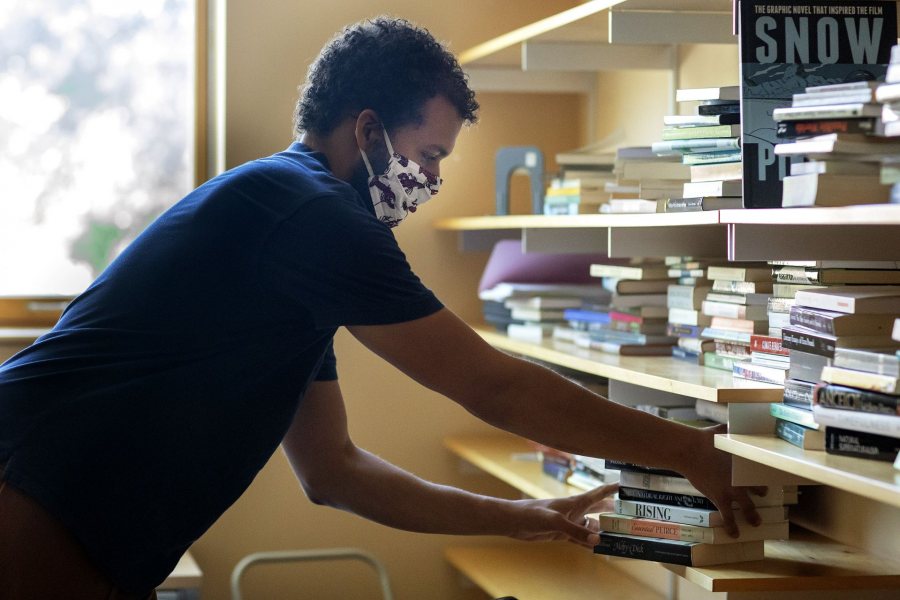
[0,0,198,294]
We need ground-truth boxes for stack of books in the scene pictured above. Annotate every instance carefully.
[776,286,900,451]
[579,262,676,355]
[780,286,900,461]
[652,86,743,212]
[595,461,793,566]
[545,146,615,215]
[479,282,612,342]
[543,177,611,215]
[602,147,688,214]
[528,440,620,491]
[773,80,900,207]
[699,264,774,378]
[666,257,713,364]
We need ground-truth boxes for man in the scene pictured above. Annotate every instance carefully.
[0,17,762,599]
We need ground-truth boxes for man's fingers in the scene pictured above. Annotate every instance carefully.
[580,483,619,512]
[716,497,741,538]
[749,485,768,497]
[733,489,762,527]
[557,513,600,548]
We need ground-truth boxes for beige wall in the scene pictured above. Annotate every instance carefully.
[193,2,585,600]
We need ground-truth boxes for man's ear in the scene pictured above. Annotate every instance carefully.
[354,109,383,154]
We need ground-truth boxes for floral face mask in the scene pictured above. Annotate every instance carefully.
[359,129,442,228]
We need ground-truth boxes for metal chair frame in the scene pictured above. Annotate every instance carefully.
[230,548,394,600]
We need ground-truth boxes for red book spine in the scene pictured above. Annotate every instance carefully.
[750,334,788,356]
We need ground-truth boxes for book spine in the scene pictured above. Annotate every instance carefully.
[667,323,702,337]
[825,426,900,462]
[617,486,715,510]
[604,460,682,478]
[733,362,785,385]
[614,498,717,527]
[789,306,837,335]
[775,418,816,449]
[704,351,736,371]
[594,533,694,566]
[601,515,717,542]
[750,334,788,356]
[813,405,900,438]
[770,402,818,429]
[665,198,703,212]
[783,379,816,408]
[776,118,877,138]
[773,266,822,285]
[815,384,900,416]
[781,327,836,358]
[619,471,703,496]
[821,366,900,395]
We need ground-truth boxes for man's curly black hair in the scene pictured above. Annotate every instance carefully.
[294,17,479,137]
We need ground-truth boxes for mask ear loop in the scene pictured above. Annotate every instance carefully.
[359,147,376,178]
[382,127,396,157]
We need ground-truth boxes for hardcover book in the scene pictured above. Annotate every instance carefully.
[595,533,765,566]
[738,0,896,208]
[825,426,900,461]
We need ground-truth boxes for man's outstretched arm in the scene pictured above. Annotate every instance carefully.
[282,379,617,547]
[348,308,763,536]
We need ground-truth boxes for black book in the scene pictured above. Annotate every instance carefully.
[781,326,839,358]
[776,118,879,138]
[595,533,765,566]
[815,384,900,416]
[825,426,900,462]
[698,102,740,116]
[604,460,682,478]
[738,0,896,208]
[618,486,715,510]
[783,378,816,409]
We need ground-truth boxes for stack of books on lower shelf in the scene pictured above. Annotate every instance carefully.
[653,86,743,212]
[774,286,900,452]
[773,80,900,208]
[595,461,793,566]
[527,442,620,491]
[601,147,688,214]
[569,262,675,355]
[665,256,713,364]
[479,282,612,342]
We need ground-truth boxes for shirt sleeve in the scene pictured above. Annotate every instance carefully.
[260,193,444,330]
[314,340,337,381]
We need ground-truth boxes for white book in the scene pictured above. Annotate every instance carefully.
[613,498,789,528]
[794,286,900,315]
[820,365,900,395]
[676,86,739,102]
[506,323,553,344]
[600,511,789,543]
[894,318,900,342]
[772,103,883,121]
[813,404,900,439]
[683,180,742,197]
[618,470,703,496]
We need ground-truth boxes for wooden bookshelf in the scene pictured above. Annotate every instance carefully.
[716,434,900,510]
[475,327,782,403]
[434,213,721,230]
[435,208,900,259]
[446,433,900,593]
[445,543,664,600]
[444,432,580,500]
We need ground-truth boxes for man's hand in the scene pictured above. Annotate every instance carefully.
[505,484,618,549]
[678,425,767,538]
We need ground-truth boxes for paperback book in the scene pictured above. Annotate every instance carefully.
[738,0,896,208]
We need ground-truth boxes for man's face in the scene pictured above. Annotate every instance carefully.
[387,94,464,178]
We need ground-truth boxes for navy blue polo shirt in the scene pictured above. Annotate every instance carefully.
[0,142,443,593]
